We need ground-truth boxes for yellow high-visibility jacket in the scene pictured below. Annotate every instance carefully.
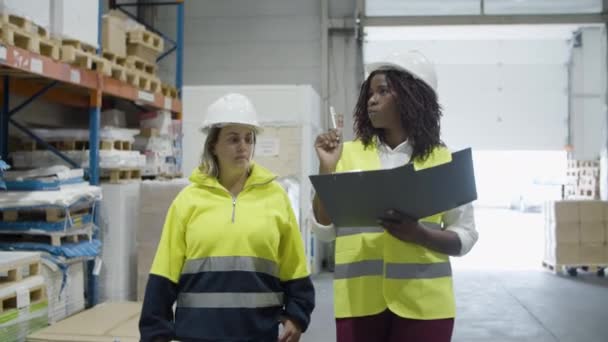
[333,140,454,320]
[139,163,315,341]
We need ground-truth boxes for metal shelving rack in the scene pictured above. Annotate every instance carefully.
[0,0,184,307]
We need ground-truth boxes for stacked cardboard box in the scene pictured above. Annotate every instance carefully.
[565,160,600,200]
[544,200,608,266]
[101,11,127,58]
[0,252,48,342]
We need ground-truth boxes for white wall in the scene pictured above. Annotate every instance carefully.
[365,26,574,151]
[150,0,323,91]
[570,27,607,160]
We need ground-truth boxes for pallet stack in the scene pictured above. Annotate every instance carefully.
[0,252,48,341]
[0,12,60,60]
[60,39,111,76]
[11,128,145,183]
[543,200,608,275]
[101,11,176,96]
[565,159,600,200]
[0,175,102,324]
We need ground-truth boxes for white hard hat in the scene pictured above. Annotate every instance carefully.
[201,93,262,132]
[365,50,438,92]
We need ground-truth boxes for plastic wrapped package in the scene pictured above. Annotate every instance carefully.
[20,128,140,143]
[11,150,145,170]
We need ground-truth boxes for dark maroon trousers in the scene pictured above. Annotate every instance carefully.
[336,310,454,342]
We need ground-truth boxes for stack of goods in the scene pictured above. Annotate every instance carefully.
[0,5,60,61]
[11,128,145,183]
[100,10,178,97]
[0,167,102,322]
[134,111,181,178]
[0,252,48,341]
[565,159,600,200]
[98,182,141,302]
[136,179,189,300]
[26,302,142,342]
[543,200,608,274]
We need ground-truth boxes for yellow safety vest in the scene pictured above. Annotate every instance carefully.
[333,140,455,319]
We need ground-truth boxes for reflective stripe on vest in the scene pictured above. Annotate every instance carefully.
[177,292,284,308]
[181,256,278,277]
[386,262,452,279]
[335,260,452,280]
[334,260,383,279]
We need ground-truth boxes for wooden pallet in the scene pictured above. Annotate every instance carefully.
[102,51,128,81]
[125,69,140,87]
[542,260,607,276]
[125,55,156,75]
[1,205,92,223]
[133,72,161,93]
[61,45,112,76]
[0,284,46,313]
[0,15,60,60]
[0,13,45,36]
[0,226,93,247]
[0,253,40,285]
[0,24,39,53]
[20,139,133,151]
[102,51,127,66]
[62,39,96,54]
[101,169,142,183]
[161,84,178,98]
[128,29,163,52]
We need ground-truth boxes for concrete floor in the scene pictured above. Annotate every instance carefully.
[302,209,608,342]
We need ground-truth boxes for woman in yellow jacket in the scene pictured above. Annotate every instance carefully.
[313,51,478,342]
[139,93,315,342]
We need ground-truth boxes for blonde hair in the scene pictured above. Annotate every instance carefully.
[199,126,222,177]
[199,126,257,177]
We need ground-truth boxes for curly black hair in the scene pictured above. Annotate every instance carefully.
[353,68,444,162]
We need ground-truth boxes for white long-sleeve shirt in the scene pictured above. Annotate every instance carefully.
[312,141,478,256]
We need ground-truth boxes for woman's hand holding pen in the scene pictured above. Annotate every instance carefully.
[314,128,343,174]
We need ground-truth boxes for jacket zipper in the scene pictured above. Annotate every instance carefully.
[231,196,236,223]
[227,178,274,224]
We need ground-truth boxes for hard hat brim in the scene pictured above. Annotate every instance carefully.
[200,122,263,134]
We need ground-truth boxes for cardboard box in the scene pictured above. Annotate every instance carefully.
[580,222,606,243]
[102,14,126,57]
[549,201,580,223]
[579,200,605,222]
[547,222,580,244]
[552,243,580,264]
[580,243,606,264]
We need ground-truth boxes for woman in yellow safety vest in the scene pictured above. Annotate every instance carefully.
[139,93,315,342]
[312,51,478,342]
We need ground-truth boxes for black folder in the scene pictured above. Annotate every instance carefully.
[309,148,477,227]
